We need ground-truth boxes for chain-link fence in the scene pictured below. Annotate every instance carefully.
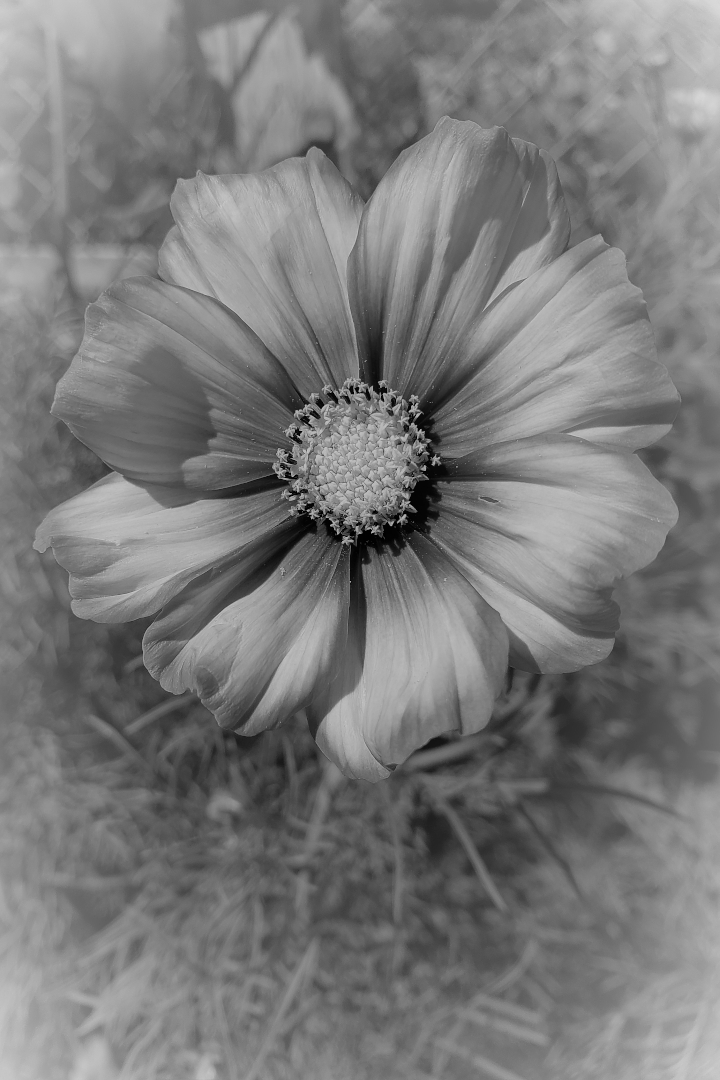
[0,1,216,251]
[345,0,720,232]
[2,0,718,254]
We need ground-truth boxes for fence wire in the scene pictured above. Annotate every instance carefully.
[1,0,718,247]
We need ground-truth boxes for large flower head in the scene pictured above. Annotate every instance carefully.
[35,119,679,780]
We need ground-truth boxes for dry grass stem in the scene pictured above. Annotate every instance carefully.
[515,802,586,904]
[242,938,319,1080]
[123,694,192,736]
[458,1007,550,1047]
[433,794,509,914]
[478,941,540,997]
[434,1038,531,1080]
[294,756,344,918]
[470,995,543,1027]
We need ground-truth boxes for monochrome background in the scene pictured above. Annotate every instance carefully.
[1,1,719,1077]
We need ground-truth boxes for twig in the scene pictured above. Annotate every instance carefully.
[242,938,319,1080]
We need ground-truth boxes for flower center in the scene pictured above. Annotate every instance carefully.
[273,379,440,544]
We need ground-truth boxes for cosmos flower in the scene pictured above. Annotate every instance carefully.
[35,118,679,781]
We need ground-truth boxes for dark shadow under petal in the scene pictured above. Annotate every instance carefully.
[144,529,355,737]
[309,533,509,780]
[54,277,301,493]
[159,152,363,396]
[35,473,297,623]
[348,118,570,399]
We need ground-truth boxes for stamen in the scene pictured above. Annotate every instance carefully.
[273,378,439,544]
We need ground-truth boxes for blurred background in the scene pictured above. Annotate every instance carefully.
[1,0,719,1077]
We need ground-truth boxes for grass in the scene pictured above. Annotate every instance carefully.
[3,608,719,1079]
[2,1,720,1076]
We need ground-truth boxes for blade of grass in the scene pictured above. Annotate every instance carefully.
[434,1038,531,1080]
[515,802,587,904]
[675,999,711,1080]
[123,694,191,735]
[214,981,238,1080]
[545,780,686,819]
[242,938,319,1080]
[433,795,508,914]
[295,757,344,919]
[431,1014,466,1079]
[380,782,404,927]
[400,732,490,772]
[459,1008,549,1046]
[522,976,555,1012]
[478,940,539,996]
[82,713,151,775]
[470,994,544,1026]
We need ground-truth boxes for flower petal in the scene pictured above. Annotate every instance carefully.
[308,534,509,781]
[143,530,352,736]
[429,435,678,672]
[34,473,298,622]
[158,149,364,396]
[348,116,569,394]
[487,137,571,303]
[54,278,301,492]
[431,237,679,454]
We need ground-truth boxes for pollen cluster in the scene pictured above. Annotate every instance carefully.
[273,379,439,544]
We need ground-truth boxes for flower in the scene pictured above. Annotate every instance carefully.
[35,118,679,781]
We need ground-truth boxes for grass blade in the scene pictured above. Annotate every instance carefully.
[434,795,509,914]
[516,802,587,904]
[242,938,319,1080]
